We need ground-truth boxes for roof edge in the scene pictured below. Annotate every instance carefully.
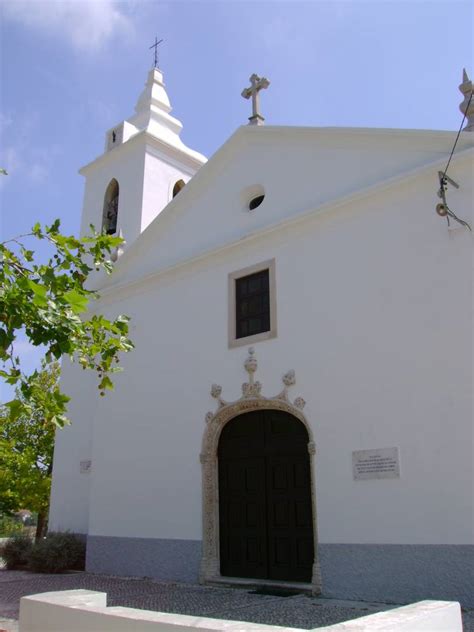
[92,144,474,302]
[79,129,207,176]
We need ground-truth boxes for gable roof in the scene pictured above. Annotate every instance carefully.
[94,125,473,295]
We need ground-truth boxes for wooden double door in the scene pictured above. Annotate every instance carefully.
[218,410,314,582]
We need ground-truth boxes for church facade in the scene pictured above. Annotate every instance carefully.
[49,68,474,606]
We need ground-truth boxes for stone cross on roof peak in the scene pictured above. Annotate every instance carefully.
[459,68,474,132]
[241,73,270,126]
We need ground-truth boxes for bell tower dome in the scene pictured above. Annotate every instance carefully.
[78,68,206,249]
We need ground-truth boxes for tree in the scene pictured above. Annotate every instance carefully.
[0,220,133,428]
[0,362,59,539]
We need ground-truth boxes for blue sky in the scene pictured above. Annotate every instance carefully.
[0,0,472,396]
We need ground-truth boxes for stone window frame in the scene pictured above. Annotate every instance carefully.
[228,258,277,349]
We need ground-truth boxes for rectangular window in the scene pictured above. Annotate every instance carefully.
[235,269,270,339]
[228,259,277,348]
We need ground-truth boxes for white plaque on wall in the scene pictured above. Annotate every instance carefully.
[79,460,92,474]
[352,447,400,480]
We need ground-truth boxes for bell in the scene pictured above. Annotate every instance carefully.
[436,203,448,217]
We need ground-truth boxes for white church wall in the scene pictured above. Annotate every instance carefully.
[50,127,473,602]
[49,359,99,534]
[79,142,146,244]
[79,139,203,253]
[107,129,473,291]
[141,146,195,232]
[67,157,473,549]
[45,57,474,604]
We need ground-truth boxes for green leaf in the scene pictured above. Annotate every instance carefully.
[31,222,42,236]
[0,328,13,353]
[0,221,133,448]
[27,280,48,307]
[4,399,24,421]
[62,290,89,314]
[98,375,114,391]
[48,219,61,234]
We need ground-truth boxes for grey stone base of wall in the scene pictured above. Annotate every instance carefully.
[319,543,474,608]
[86,535,201,583]
[86,536,474,607]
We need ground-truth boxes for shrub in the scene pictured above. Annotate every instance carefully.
[0,514,23,537]
[29,532,86,573]
[0,536,33,569]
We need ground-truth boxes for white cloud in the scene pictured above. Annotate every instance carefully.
[1,146,54,186]
[2,0,134,53]
[0,113,60,188]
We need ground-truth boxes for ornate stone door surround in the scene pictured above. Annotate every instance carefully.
[200,347,322,595]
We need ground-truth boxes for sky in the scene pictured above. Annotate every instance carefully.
[0,0,473,396]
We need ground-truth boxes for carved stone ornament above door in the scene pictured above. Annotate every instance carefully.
[204,347,306,425]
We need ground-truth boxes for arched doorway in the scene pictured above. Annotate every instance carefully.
[218,409,314,582]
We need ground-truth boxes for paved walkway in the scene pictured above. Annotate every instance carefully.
[0,570,472,631]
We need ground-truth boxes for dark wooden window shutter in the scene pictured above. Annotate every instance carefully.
[235,269,270,339]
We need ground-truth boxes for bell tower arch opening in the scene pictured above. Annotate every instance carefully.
[102,178,119,235]
[172,179,185,198]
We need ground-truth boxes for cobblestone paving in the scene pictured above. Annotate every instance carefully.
[0,570,472,631]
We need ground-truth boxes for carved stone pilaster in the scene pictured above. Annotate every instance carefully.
[307,436,322,595]
[200,452,219,581]
[311,560,323,595]
[199,556,220,582]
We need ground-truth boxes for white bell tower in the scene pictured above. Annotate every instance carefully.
[78,68,206,249]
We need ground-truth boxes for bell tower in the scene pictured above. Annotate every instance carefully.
[78,68,206,249]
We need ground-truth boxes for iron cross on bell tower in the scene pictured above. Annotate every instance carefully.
[149,36,164,69]
[241,73,270,125]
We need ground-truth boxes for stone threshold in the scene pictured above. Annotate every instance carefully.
[205,576,316,595]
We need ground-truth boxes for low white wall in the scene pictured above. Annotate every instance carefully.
[19,590,462,632]
[326,600,462,631]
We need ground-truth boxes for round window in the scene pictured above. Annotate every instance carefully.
[249,194,265,210]
[240,184,265,212]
